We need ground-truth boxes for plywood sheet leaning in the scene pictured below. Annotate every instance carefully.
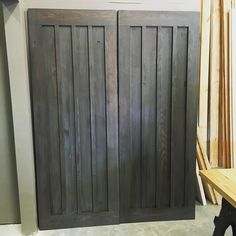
[208,0,221,167]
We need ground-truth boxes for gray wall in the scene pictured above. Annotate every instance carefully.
[0,3,20,224]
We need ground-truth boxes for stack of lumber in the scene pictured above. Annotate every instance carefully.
[198,0,234,169]
[197,0,235,204]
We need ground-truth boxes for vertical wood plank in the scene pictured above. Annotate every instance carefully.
[31,26,52,219]
[170,27,177,208]
[156,27,172,208]
[89,26,108,212]
[198,0,210,152]
[209,0,220,167]
[229,9,234,168]
[141,26,157,208]
[44,26,62,215]
[54,25,66,215]
[171,27,188,207]
[185,26,199,206]
[119,26,131,212]
[105,25,119,214]
[130,26,142,208]
[57,26,77,214]
[232,9,236,168]
[73,26,93,213]
[88,26,96,213]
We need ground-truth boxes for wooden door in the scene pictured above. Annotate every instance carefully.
[118,11,200,223]
[28,10,118,229]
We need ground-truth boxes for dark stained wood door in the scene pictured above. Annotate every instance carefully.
[28,9,118,229]
[118,11,200,223]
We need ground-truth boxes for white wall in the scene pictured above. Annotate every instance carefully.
[24,0,200,11]
[3,0,200,235]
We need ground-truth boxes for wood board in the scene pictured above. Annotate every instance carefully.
[198,0,211,152]
[200,169,236,208]
[208,0,221,167]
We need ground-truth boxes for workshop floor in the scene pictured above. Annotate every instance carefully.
[0,203,232,236]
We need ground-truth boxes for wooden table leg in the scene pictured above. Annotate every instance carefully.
[213,198,236,236]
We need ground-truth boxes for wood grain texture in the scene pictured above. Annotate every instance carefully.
[208,0,220,167]
[156,26,172,208]
[73,26,93,213]
[130,26,142,209]
[171,26,188,207]
[198,0,210,152]
[141,26,157,208]
[28,9,118,229]
[200,169,236,208]
[56,25,77,214]
[29,9,199,229]
[89,26,108,212]
[119,11,200,223]
[218,0,233,168]
[232,9,236,168]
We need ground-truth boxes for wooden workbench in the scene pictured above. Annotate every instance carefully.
[200,169,236,208]
[200,169,236,236]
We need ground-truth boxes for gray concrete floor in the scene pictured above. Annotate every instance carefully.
[0,204,232,236]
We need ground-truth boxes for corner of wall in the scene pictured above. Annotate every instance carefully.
[1,1,38,235]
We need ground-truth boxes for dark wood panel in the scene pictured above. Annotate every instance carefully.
[104,25,119,214]
[29,9,199,229]
[43,26,62,215]
[89,26,108,212]
[156,27,172,208]
[28,9,116,26]
[119,25,132,213]
[28,9,118,229]
[73,26,93,213]
[185,26,200,207]
[119,10,200,27]
[171,27,188,207]
[56,25,77,214]
[119,11,200,223]
[141,26,157,208]
[31,25,60,218]
[130,26,142,209]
